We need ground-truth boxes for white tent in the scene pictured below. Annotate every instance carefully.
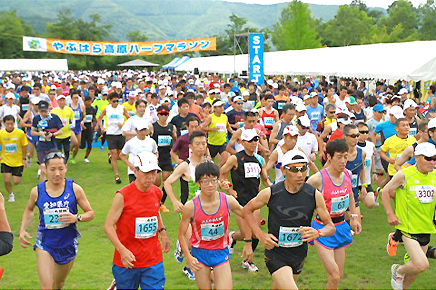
[176,41,436,81]
[117,59,159,67]
[0,59,68,71]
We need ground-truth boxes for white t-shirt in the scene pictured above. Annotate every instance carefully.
[335,95,349,109]
[105,104,125,135]
[296,132,318,159]
[30,93,50,104]
[122,136,158,175]
[122,115,152,133]
[1,105,21,127]
[145,104,158,123]
[357,140,375,185]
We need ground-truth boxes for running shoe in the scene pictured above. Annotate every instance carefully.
[100,146,105,151]
[160,204,170,213]
[37,169,41,179]
[391,264,404,290]
[0,267,4,280]
[108,154,112,164]
[182,266,195,280]
[228,231,236,254]
[26,156,31,167]
[8,193,15,203]
[387,232,398,257]
[84,158,90,163]
[404,253,410,264]
[374,188,380,206]
[115,176,122,184]
[242,260,259,272]
[106,279,116,290]
[174,239,184,263]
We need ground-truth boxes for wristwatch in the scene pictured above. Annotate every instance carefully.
[316,229,323,238]
[158,227,167,233]
[243,239,253,243]
[77,214,82,222]
[350,214,359,218]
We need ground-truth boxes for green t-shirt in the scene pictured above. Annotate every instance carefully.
[92,99,109,119]
[396,165,436,234]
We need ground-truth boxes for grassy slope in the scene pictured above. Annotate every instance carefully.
[0,148,433,289]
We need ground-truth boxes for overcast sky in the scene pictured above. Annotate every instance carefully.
[225,0,428,8]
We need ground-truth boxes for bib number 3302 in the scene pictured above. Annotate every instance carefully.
[278,226,302,248]
[416,185,435,204]
[135,216,158,239]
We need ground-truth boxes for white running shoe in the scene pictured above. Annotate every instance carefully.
[8,193,15,202]
[106,279,116,290]
[174,239,184,263]
[228,231,236,254]
[84,158,90,163]
[391,264,404,290]
[182,266,195,280]
[37,169,41,179]
[26,156,31,167]
[242,260,259,272]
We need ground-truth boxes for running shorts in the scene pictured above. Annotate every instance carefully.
[34,231,78,265]
[107,135,125,150]
[1,164,24,177]
[191,247,230,268]
[0,231,13,256]
[207,143,226,158]
[264,248,306,275]
[310,219,353,250]
[112,262,165,290]
[399,230,431,246]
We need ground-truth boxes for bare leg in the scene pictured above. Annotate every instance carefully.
[271,266,299,290]
[53,259,75,289]
[397,236,429,289]
[194,263,212,290]
[109,149,120,177]
[3,173,12,194]
[13,176,21,186]
[213,262,233,290]
[315,241,341,289]
[36,248,55,289]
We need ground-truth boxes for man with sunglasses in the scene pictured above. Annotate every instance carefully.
[19,150,95,289]
[382,142,436,290]
[307,139,361,289]
[220,129,271,272]
[97,92,131,184]
[243,149,335,290]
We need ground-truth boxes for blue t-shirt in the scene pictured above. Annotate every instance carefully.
[32,114,63,151]
[375,121,397,143]
[306,104,324,132]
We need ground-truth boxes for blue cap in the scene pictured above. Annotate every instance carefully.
[373,104,385,113]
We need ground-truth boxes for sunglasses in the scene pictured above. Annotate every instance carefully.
[236,102,244,105]
[347,134,360,138]
[359,131,369,134]
[246,136,260,143]
[424,156,436,161]
[112,99,119,103]
[45,151,65,162]
[158,113,169,116]
[285,165,308,173]
[328,111,335,114]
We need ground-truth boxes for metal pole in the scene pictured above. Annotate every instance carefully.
[234,33,236,76]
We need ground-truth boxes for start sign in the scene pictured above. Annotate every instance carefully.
[248,33,264,85]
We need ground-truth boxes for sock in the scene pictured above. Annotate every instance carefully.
[251,238,259,252]
[426,246,436,259]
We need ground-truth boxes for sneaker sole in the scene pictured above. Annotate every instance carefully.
[387,233,397,257]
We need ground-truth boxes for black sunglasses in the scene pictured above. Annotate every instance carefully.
[359,131,369,134]
[347,134,360,138]
[112,99,119,103]
[424,156,436,161]
[158,113,169,116]
[285,165,308,173]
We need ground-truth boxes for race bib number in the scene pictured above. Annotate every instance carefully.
[409,128,417,136]
[415,185,435,204]
[108,114,120,123]
[238,121,244,128]
[278,226,302,248]
[74,111,80,119]
[244,162,261,178]
[43,208,68,229]
[135,216,158,239]
[201,221,224,241]
[331,195,349,215]
[180,129,189,136]
[158,135,171,146]
[216,123,226,133]
[264,117,274,127]
[351,174,358,187]
[22,104,29,111]
[38,120,48,128]
[278,102,284,110]
[311,111,321,120]
[61,118,68,126]
[4,143,17,153]
[85,115,93,123]
[364,158,371,168]
[128,111,135,117]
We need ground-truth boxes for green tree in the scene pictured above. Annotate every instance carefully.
[418,0,436,40]
[46,9,79,40]
[272,0,321,50]
[378,0,418,39]
[127,30,149,42]
[0,11,34,58]
[319,5,375,47]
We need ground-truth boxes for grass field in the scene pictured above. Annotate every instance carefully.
[0,148,434,289]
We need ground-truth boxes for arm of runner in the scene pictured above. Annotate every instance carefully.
[59,183,94,224]
[265,150,279,175]
[19,110,31,128]
[394,145,413,171]
[179,201,202,272]
[163,163,188,213]
[123,107,130,121]
[371,131,377,145]
[242,188,279,250]
[226,129,240,155]
[97,108,107,132]
[382,171,405,226]
[19,187,38,248]
[301,189,335,241]
[121,119,136,138]
[227,195,253,261]
[260,165,272,188]
[219,155,238,197]
[202,116,213,131]
[172,126,177,142]
[360,151,367,199]
[0,193,11,232]
[306,172,322,192]
[226,121,234,135]
[380,149,395,164]
[104,192,136,269]
[120,152,135,171]
[157,213,169,254]
[269,122,280,148]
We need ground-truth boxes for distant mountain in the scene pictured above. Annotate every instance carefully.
[0,0,385,41]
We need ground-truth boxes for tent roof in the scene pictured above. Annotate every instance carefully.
[176,41,436,81]
[0,59,68,71]
[162,57,180,69]
[117,59,159,67]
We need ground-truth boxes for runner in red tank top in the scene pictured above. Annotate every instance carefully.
[259,94,279,139]
[178,161,253,290]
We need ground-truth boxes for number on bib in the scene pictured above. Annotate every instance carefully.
[264,117,274,127]
[85,115,93,123]
[244,162,261,178]
[158,135,172,146]
[364,159,371,168]
[4,143,17,153]
[22,104,29,111]
[311,111,321,120]
[43,208,68,229]
[278,102,284,110]
[216,123,226,133]
[278,227,302,247]
[415,185,435,204]
[74,111,80,119]
[135,216,158,239]
[351,174,358,187]
[108,114,120,123]
[331,195,349,215]
[409,128,417,136]
[201,221,224,241]
[128,111,135,117]
[180,130,189,136]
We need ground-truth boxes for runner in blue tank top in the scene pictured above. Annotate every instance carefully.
[19,150,94,289]
[69,91,85,164]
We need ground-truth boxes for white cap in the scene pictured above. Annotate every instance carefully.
[97,78,105,84]
[272,83,278,89]
[282,149,309,167]
[5,92,15,99]
[213,100,225,107]
[159,85,166,90]
[134,152,161,173]
[115,82,122,89]
[31,97,41,105]
[428,118,436,130]
[297,116,311,128]
[267,79,274,86]
[214,83,220,88]
[56,95,66,100]
[128,90,138,98]
[242,90,250,97]
[135,119,150,131]
[303,94,311,101]
[389,105,404,119]
[111,82,117,87]
[283,125,299,136]
[241,129,259,141]
[403,99,418,110]
[337,118,351,125]
[6,83,15,90]
[296,103,307,112]
[399,88,408,95]
[233,96,244,102]
[349,112,356,119]
[188,79,194,84]
[415,142,436,157]
[50,85,57,90]
[162,97,171,103]
[335,106,348,115]
[310,92,318,98]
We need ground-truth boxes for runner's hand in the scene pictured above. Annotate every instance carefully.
[128,163,135,172]
[260,233,278,250]
[160,232,170,254]
[187,255,202,272]
[241,243,253,261]
[219,180,230,190]
[120,248,136,268]
[360,186,367,199]
[388,158,396,164]
[19,231,32,248]
[172,200,184,213]
[299,226,319,242]
[351,218,362,235]
[58,212,78,224]
[310,152,317,161]
[387,212,401,226]
[118,122,123,129]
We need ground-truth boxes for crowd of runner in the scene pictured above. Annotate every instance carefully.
[0,70,435,290]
